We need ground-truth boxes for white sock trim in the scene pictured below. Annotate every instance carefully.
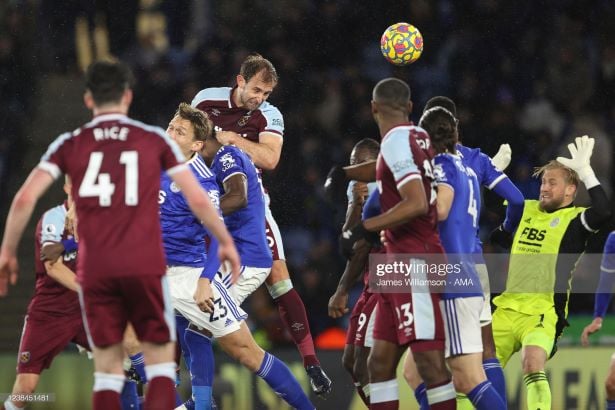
[426,381,456,404]
[145,362,177,381]
[4,398,23,410]
[93,372,125,393]
[370,379,398,403]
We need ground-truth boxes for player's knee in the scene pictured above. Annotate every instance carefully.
[267,261,290,283]
[605,374,615,399]
[403,363,422,388]
[414,352,449,386]
[14,374,38,394]
[367,350,395,380]
[353,355,368,382]
[266,278,293,299]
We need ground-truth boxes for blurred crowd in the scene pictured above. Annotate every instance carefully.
[2,0,615,348]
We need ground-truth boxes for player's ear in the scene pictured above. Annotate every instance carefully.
[371,100,378,115]
[83,91,95,110]
[407,100,413,114]
[122,89,133,107]
[237,74,246,88]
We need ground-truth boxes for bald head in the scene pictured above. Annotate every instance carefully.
[372,78,411,112]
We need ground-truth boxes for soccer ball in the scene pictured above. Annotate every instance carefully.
[380,23,424,65]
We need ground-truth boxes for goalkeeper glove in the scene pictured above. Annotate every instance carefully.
[491,144,512,171]
[556,135,599,188]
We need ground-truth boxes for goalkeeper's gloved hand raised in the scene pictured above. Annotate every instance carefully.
[491,143,512,172]
[556,135,600,188]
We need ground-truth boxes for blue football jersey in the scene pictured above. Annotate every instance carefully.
[434,153,483,298]
[211,146,272,268]
[159,154,220,268]
[457,143,507,257]
[362,188,381,220]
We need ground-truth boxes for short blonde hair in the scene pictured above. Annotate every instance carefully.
[533,160,580,187]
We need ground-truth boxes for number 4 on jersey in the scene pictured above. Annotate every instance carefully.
[79,151,139,206]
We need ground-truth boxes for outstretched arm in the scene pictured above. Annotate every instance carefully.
[0,168,55,296]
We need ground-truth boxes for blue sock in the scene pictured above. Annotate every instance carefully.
[129,353,147,384]
[483,358,506,404]
[120,379,139,410]
[414,382,429,410]
[256,352,314,410]
[186,328,214,410]
[608,399,615,410]
[176,313,192,372]
[467,380,506,410]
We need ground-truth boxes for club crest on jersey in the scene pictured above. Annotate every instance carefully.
[237,113,251,127]
[550,217,560,228]
[220,153,236,171]
[170,182,181,193]
[43,224,56,235]
[20,351,30,363]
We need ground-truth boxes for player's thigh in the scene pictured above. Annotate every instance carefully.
[491,307,521,367]
[228,266,271,305]
[265,259,290,285]
[79,277,128,347]
[17,314,84,374]
[519,309,558,360]
[121,275,175,345]
[440,296,483,359]
[358,293,378,349]
[172,273,247,339]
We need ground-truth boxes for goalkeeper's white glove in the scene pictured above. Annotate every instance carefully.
[556,135,600,188]
[491,143,512,171]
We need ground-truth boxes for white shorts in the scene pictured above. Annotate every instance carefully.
[166,266,247,338]
[218,266,272,305]
[265,194,286,261]
[476,263,492,325]
[440,296,484,358]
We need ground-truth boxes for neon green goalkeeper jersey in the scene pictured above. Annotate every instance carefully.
[493,200,585,316]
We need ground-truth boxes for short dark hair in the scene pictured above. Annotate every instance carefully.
[372,78,411,111]
[353,138,380,160]
[240,53,278,84]
[424,96,457,117]
[174,103,213,142]
[85,61,135,106]
[418,107,458,154]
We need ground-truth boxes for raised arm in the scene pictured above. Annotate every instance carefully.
[0,168,55,296]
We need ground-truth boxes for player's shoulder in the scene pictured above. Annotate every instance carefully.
[257,100,282,117]
[42,204,67,220]
[187,153,214,180]
[192,87,232,107]
[456,144,482,159]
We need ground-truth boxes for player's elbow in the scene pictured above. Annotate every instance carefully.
[14,187,37,209]
[259,156,279,171]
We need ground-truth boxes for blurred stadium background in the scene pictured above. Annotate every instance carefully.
[1,0,615,408]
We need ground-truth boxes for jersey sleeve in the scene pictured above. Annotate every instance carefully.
[214,147,247,183]
[478,151,507,190]
[433,155,456,191]
[260,103,284,137]
[38,132,73,180]
[362,189,381,220]
[40,207,65,244]
[346,181,356,204]
[380,131,419,189]
[593,232,615,318]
